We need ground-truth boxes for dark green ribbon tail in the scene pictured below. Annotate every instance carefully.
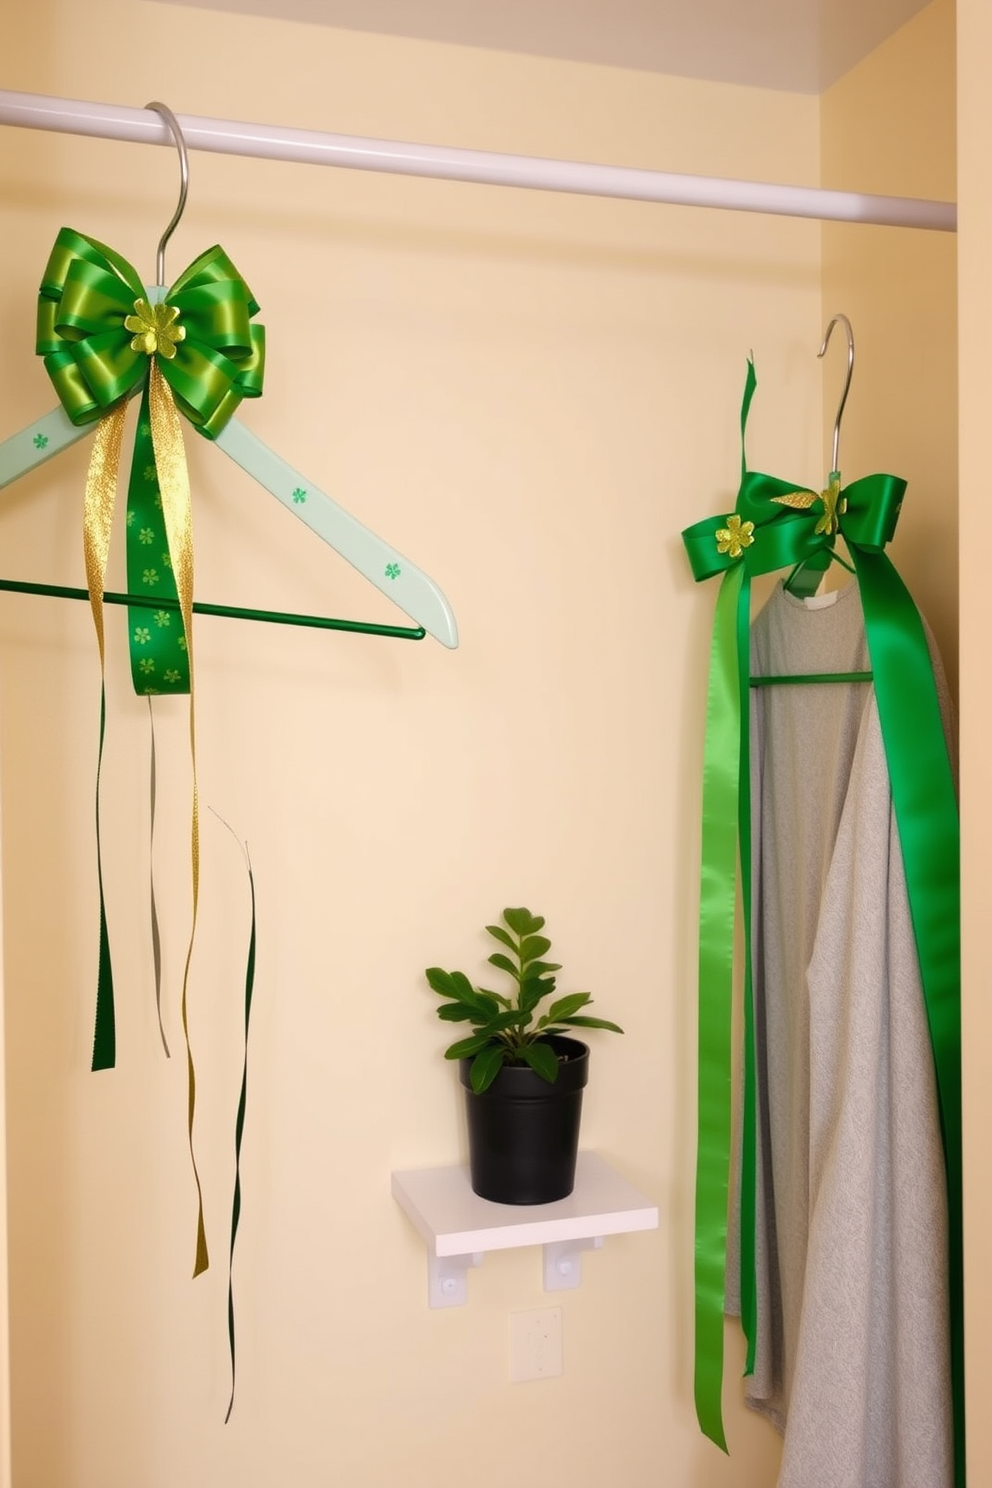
[692,561,744,1451]
[222,829,257,1426]
[735,577,758,1377]
[691,549,760,1447]
[91,682,116,1071]
[852,545,964,1485]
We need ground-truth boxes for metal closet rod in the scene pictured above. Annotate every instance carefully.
[0,89,956,233]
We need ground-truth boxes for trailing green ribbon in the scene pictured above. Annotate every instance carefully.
[36,227,265,1277]
[682,363,963,1482]
[220,823,257,1426]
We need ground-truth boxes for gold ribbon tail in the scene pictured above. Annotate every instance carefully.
[83,405,129,660]
[82,403,130,1070]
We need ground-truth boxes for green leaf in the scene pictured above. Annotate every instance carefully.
[519,975,555,1014]
[426,967,485,1007]
[426,967,502,1018]
[444,1032,498,1060]
[474,993,505,1019]
[520,934,552,964]
[470,1045,508,1093]
[425,966,459,995]
[487,952,520,979]
[485,924,517,953]
[519,1041,560,1083]
[503,907,544,937]
[559,1015,625,1034]
[477,986,512,1009]
[542,993,592,1023]
[436,1004,478,1023]
[525,960,562,977]
[449,971,481,1002]
[485,1010,530,1033]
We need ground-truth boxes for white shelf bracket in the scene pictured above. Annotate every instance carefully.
[543,1234,604,1291]
[392,1155,658,1308]
[428,1250,483,1309]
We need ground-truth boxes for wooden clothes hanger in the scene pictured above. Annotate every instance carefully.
[0,101,459,650]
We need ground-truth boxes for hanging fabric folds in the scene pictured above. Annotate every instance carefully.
[680,362,963,1482]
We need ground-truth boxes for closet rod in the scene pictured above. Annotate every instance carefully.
[0,89,956,233]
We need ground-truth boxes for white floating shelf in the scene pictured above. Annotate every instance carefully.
[392,1151,659,1307]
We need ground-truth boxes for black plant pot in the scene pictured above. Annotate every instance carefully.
[459,1035,589,1205]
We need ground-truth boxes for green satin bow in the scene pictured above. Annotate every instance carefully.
[682,464,906,584]
[36,225,265,435]
[682,362,962,1485]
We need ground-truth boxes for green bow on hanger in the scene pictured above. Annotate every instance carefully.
[37,225,265,696]
[38,226,264,432]
[33,225,266,1284]
[681,361,962,1482]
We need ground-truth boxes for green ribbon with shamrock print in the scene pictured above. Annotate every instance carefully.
[36,226,265,1278]
[681,362,962,1483]
[125,387,191,692]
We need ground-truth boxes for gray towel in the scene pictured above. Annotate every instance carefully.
[729,579,952,1488]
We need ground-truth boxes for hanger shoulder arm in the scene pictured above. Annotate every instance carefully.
[0,405,88,490]
[214,417,459,649]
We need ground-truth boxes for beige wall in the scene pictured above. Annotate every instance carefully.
[0,0,967,1484]
[957,0,992,1480]
[819,1,963,1476]
[0,2,827,1485]
[826,7,989,1484]
[820,0,957,693]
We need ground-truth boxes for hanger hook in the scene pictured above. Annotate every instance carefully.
[817,313,854,475]
[145,101,189,288]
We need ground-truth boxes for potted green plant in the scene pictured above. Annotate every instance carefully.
[425,906,623,1204]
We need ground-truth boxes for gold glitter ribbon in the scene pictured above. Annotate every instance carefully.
[81,363,208,1272]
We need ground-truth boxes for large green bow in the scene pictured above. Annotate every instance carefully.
[36,225,265,435]
[681,363,962,1485]
[682,465,906,585]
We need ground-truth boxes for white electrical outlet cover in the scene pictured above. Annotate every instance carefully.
[509,1307,563,1382]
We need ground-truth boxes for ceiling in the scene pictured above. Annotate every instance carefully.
[158,0,930,94]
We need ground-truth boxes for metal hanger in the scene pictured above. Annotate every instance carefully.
[753,312,872,687]
[0,101,459,647]
[819,311,854,477]
[147,99,189,288]
[778,311,859,597]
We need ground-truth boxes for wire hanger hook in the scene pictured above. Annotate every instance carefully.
[818,313,854,475]
[145,101,189,287]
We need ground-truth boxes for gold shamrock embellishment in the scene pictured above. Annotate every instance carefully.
[715,513,755,560]
[124,298,186,359]
[770,475,847,537]
[815,474,847,536]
